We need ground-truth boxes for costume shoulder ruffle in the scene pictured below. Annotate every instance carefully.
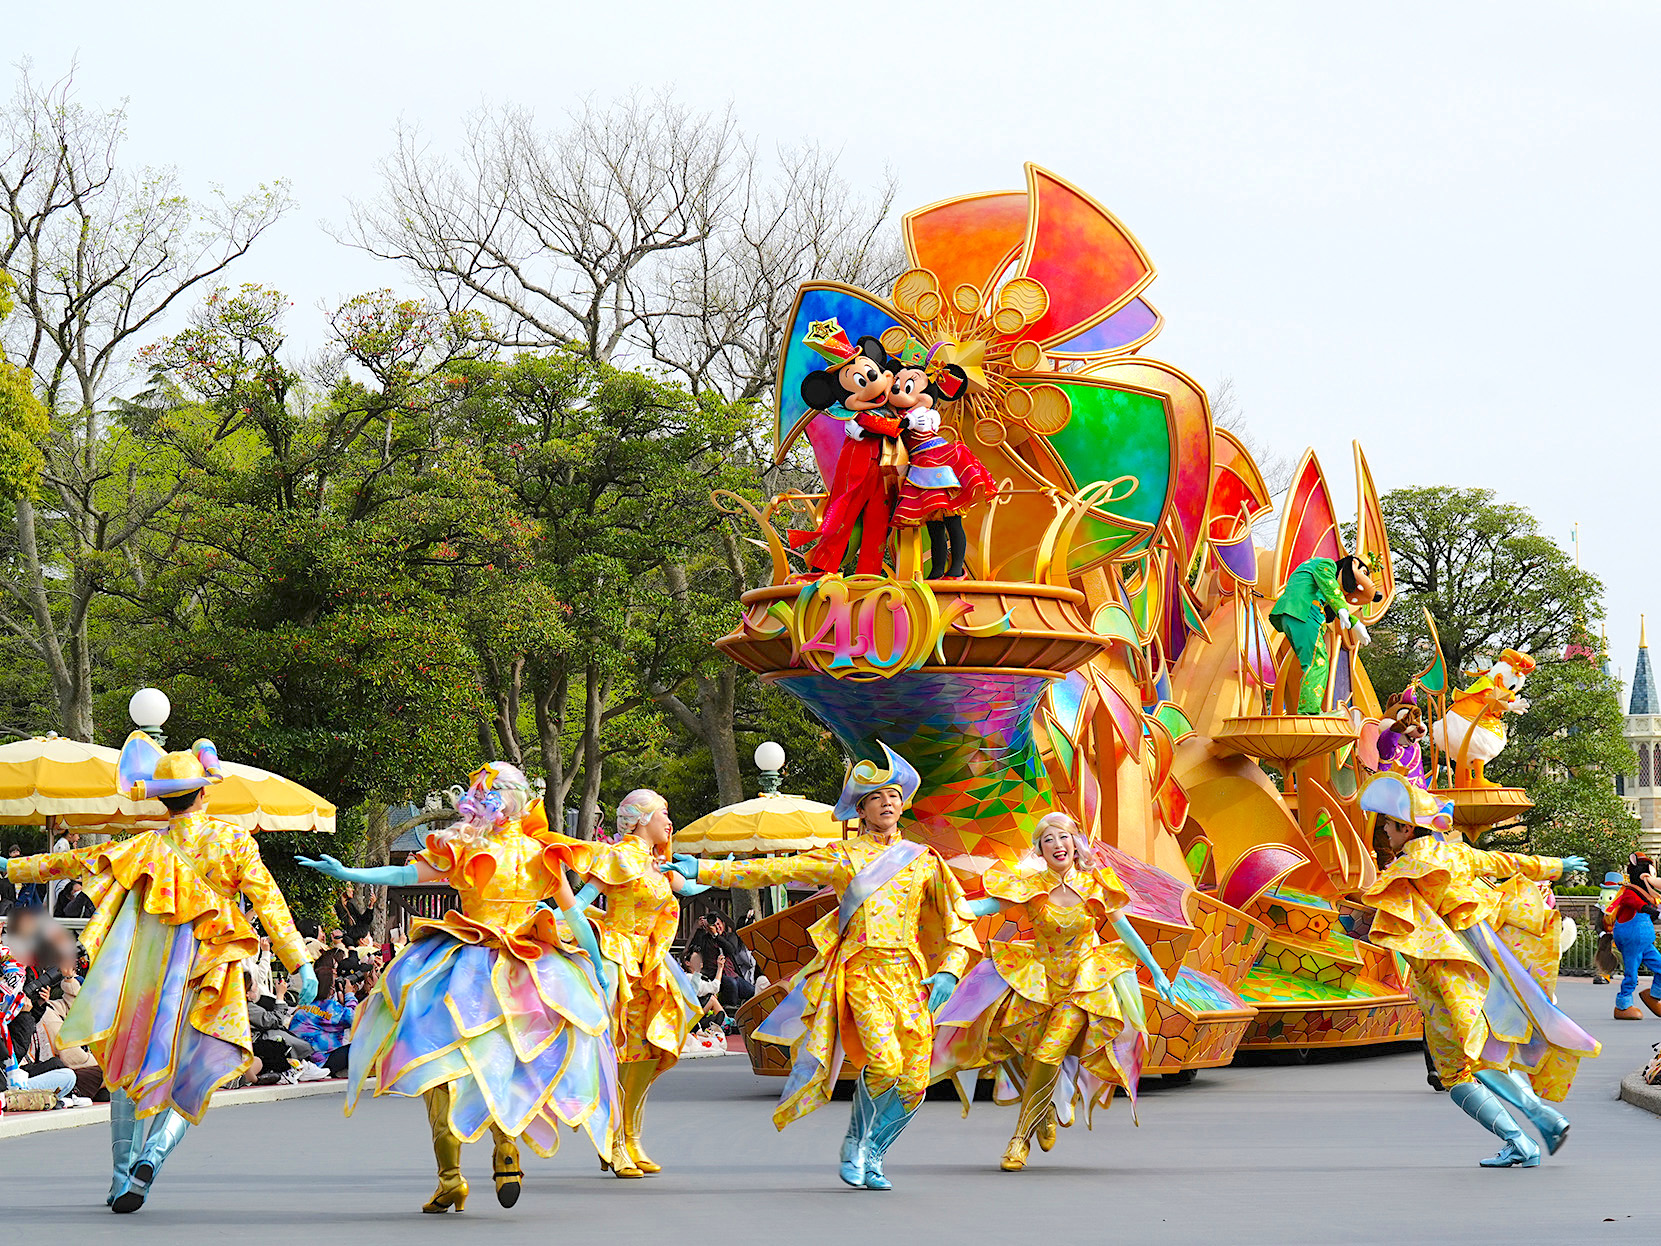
[983,863,1129,917]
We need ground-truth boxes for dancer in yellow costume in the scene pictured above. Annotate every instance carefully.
[1359,772,1598,1167]
[299,762,617,1213]
[559,788,704,1179]
[932,812,1174,1171]
[663,744,979,1190]
[0,732,317,1214]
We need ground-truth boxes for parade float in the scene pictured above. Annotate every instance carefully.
[708,164,1512,1077]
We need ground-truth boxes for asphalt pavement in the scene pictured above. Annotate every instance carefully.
[5,978,1658,1245]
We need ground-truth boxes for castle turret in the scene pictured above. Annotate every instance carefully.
[1623,615,1661,853]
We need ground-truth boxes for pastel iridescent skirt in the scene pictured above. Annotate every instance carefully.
[64,883,248,1122]
[346,930,619,1157]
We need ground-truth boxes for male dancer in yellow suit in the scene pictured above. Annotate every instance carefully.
[664,744,977,1189]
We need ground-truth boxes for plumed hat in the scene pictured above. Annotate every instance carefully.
[117,729,223,800]
[833,741,921,822]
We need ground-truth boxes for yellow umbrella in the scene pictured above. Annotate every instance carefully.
[675,791,841,856]
[0,735,150,826]
[0,734,335,834]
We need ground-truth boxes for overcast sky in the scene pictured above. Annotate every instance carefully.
[11,1,1658,698]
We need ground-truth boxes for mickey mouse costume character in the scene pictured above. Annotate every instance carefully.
[792,320,904,578]
[886,338,995,579]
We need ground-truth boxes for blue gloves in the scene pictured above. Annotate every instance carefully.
[295,963,319,1006]
[1559,855,1589,877]
[660,854,701,882]
[923,971,958,1014]
[1114,915,1176,1004]
[295,855,418,887]
[560,903,613,999]
[4,1061,26,1090]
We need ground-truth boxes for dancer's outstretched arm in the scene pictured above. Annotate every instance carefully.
[1112,915,1176,1003]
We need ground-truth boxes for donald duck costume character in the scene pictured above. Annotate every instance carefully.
[0,731,318,1213]
[663,744,978,1189]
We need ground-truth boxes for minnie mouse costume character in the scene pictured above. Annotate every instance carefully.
[792,320,903,577]
[886,339,995,579]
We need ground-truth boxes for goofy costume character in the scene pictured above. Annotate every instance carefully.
[792,319,904,578]
[663,744,978,1189]
[1609,853,1661,1020]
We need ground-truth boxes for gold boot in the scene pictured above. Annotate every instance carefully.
[1035,1105,1057,1152]
[601,1135,643,1178]
[422,1084,469,1213]
[1003,1060,1064,1172]
[489,1126,522,1208]
[619,1060,661,1174]
[1000,1136,1030,1171]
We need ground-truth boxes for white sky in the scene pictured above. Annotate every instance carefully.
[11,0,1658,697]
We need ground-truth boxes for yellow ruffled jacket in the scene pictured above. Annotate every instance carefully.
[980,864,1139,1008]
[945,863,1143,1119]
[1361,836,1594,1098]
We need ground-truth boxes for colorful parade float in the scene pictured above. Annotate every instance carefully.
[712,164,1463,1079]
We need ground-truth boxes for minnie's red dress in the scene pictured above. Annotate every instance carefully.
[892,428,994,527]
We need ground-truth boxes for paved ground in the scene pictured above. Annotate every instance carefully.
[5,978,1658,1245]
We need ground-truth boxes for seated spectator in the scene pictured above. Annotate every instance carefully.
[682,950,727,1031]
[290,976,357,1076]
[32,949,103,1101]
[243,934,274,1001]
[1,927,78,1106]
[708,914,756,1010]
[52,880,95,920]
[247,969,314,1074]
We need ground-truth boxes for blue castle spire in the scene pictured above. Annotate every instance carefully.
[1633,615,1658,714]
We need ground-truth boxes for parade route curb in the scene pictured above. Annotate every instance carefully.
[1618,1073,1661,1118]
[0,1079,351,1140]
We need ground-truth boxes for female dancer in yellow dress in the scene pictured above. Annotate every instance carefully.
[299,762,618,1212]
[932,812,1174,1170]
[1359,772,1598,1167]
[561,789,705,1178]
[0,732,318,1214]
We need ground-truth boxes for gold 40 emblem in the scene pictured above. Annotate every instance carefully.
[742,576,1012,681]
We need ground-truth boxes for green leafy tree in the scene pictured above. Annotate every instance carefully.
[1360,486,1636,869]
[461,351,758,832]
[106,286,518,899]
[1,69,290,739]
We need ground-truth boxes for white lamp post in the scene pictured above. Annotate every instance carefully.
[754,740,786,794]
[128,687,172,745]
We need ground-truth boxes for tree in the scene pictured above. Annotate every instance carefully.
[1361,486,1636,867]
[461,351,757,832]
[0,67,290,739]
[340,91,901,399]
[110,285,512,816]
